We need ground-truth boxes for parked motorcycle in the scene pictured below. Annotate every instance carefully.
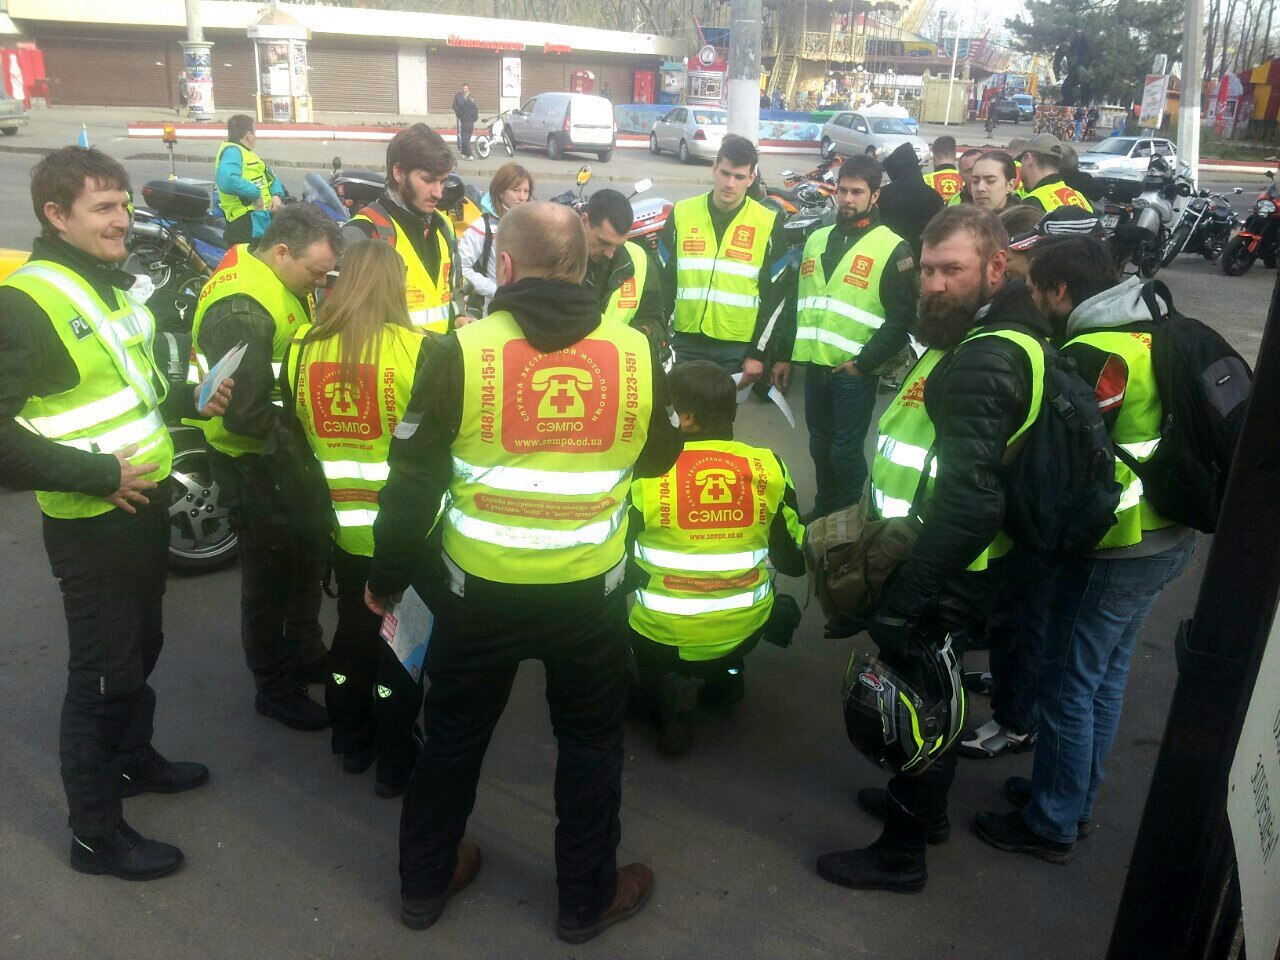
[1220,171,1280,276]
[1160,186,1243,267]
[549,165,673,253]
[763,154,843,216]
[1106,155,1194,279]
[474,112,516,159]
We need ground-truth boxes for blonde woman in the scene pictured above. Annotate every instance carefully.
[458,162,533,317]
[285,240,434,798]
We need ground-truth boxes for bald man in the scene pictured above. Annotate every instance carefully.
[368,201,682,943]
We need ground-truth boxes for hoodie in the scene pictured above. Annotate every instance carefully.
[876,142,945,260]
[1059,276,1190,559]
[368,277,684,597]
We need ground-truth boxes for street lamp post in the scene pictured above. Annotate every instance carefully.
[944,17,960,126]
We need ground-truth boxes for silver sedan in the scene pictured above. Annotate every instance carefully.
[650,106,727,163]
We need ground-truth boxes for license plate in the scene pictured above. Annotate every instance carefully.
[1102,214,1119,229]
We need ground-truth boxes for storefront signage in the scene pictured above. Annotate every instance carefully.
[545,44,572,55]
[447,36,525,53]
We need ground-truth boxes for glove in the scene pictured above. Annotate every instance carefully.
[866,607,917,659]
[763,593,802,648]
[824,612,869,640]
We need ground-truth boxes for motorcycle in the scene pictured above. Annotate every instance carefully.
[1160,186,1243,267]
[763,154,843,216]
[1106,155,1194,279]
[474,112,516,160]
[549,165,673,254]
[1220,170,1280,276]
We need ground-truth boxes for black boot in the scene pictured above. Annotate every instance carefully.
[70,821,183,881]
[656,673,703,757]
[256,687,328,731]
[120,745,209,798]
[817,790,929,894]
[857,787,950,844]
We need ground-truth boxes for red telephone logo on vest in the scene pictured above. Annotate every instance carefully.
[726,224,757,263]
[1054,187,1088,209]
[308,362,382,440]
[678,451,755,529]
[504,340,619,453]
[899,375,927,409]
[800,258,816,278]
[844,254,874,289]
[615,277,639,309]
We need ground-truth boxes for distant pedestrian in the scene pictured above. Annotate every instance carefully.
[453,84,479,161]
[985,109,998,138]
[177,71,189,116]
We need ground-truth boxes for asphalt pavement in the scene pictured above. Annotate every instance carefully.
[0,110,1277,960]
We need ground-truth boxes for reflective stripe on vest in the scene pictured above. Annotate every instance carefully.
[1065,328,1172,548]
[628,439,801,659]
[1025,178,1094,213]
[2,261,173,519]
[672,195,775,343]
[190,245,311,458]
[869,328,1045,571]
[215,141,270,224]
[793,223,903,366]
[444,310,655,584]
[351,203,454,334]
[287,322,424,557]
[602,241,650,326]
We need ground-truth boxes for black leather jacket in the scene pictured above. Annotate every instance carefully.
[882,282,1050,624]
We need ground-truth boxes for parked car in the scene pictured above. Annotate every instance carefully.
[990,98,1023,122]
[649,105,726,163]
[1077,136,1178,185]
[0,90,28,136]
[504,91,616,162]
[819,110,929,166]
[1012,93,1035,120]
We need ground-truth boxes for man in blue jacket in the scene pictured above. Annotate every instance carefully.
[215,115,286,247]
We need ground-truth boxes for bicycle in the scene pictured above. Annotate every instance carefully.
[474,112,515,159]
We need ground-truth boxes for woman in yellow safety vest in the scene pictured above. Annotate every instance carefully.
[286,241,433,798]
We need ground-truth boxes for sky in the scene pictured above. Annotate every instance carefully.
[935,0,1028,36]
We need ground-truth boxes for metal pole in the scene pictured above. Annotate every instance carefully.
[944,18,960,125]
[727,0,763,143]
[1179,0,1206,182]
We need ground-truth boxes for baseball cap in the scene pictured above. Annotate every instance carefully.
[1019,133,1067,160]
[1009,206,1104,252]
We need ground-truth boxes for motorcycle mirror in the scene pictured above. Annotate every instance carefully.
[632,178,653,195]
[779,169,796,178]
[576,165,593,186]
[332,156,342,172]
[1234,187,1244,194]
[1268,170,1276,179]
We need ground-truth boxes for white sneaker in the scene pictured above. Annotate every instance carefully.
[959,718,1037,759]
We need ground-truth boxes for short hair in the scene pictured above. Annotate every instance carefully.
[586,188,633,236]
[931,135,957,160]
[386,123,455,181]
[976,150,1018,184]
[959,148,984,163]
[228,114,255,143]
[1027,237,1118,307]
[838,154,883,192]
[921,205,1008,263]
[1006,137,1029,155]
[31,146,130,237]
[1025,150,1062,173]
[668,360,736,434]
[1000,204,1043,237]
[496,201,587,283]
[716,133,759,171]
[487,162,534,216]
[259,203,344,258]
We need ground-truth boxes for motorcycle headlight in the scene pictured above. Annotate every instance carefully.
[1258,200,1277,214]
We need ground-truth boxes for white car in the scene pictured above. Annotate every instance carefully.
[819,110,930,167]
[505,92,616,163]
[1077,136,1178,183]
[649,106,726,163]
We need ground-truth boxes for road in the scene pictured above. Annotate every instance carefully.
[0,132,1275,960]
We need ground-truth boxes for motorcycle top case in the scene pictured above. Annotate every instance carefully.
[141,179,212,220]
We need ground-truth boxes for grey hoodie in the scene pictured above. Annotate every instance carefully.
[1063,276,1192,560]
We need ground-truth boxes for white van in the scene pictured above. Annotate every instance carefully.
[504,92,617,162]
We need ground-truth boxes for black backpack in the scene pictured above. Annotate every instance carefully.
[1112,281,1252,532]
[1004,348,1123,557]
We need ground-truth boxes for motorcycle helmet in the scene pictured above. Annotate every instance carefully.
[440,173,466,211]
[842,635,964,777]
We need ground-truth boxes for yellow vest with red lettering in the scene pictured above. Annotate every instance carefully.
[351,201,455,334]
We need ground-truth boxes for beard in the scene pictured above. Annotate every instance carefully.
[836,205,869,229]
[916,277,993,349]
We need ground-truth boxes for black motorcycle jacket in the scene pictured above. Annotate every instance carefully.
[583,242,665,339]
[0,236,199,495]
[880,282,1049,622]
[342,189,444,278]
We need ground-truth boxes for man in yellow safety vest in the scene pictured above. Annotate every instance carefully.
[344,124,458,334]
[367,202,682,942]
[580,188,664,345]
[1018,133,1095,214]
[923,135,963,202]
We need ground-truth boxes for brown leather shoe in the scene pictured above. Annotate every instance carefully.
[556,862,654,944]
[399,840,482,931]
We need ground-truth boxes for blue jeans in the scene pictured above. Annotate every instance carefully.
[1023,536,1194,843]
[803,364,878,516]
[671,331,748,379]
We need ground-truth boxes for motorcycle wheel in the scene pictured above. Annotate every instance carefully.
[1221,235,1257,276]
[1159,223,1192,268]
[128,240,173,290]
[167,430,238,573]
[1136,239,1162,280]
[476,136,491,159]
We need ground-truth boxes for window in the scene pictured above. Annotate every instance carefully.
[852,115,869,133]
[834,113,852,128]
[1154,140,1175,156]
[692,110,726,125]
[520,99,537,114]
[870,117,913,135]
[1092,138,1136,156]
[673,108,688,123]
[1134,141,1153,158]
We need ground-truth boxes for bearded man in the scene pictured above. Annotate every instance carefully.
[817,205,1051,894]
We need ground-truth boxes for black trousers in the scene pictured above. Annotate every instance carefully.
[43,497,169,838]
[326,547,423,777]
[211,451,327,697]
[629,629,760,717]
[457,121,474,156]
[399,566,630,923]
[223,212,253,248]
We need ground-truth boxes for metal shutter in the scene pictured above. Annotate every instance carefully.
[207,36,258,111]
[426,52,500,115]
[520,55,567,98]
[38,35,173,108]
[308,44,398,115]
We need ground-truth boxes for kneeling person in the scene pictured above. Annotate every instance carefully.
[628,360,805,755]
